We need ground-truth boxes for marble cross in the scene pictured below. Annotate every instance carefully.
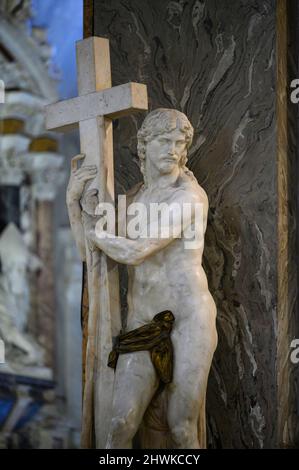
[45,37,148,448]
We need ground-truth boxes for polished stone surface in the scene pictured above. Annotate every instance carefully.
[89,0,299,448]
[276,0,298,447]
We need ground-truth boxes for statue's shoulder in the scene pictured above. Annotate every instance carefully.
[176,176,209,208]
[193,183,209,207]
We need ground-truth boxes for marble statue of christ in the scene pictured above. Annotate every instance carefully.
[66,108,217,449]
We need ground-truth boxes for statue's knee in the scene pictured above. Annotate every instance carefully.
[170,420,197,446]
[109,411,138,440]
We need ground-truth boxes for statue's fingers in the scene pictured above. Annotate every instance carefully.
[79,173,97,182]
[88,188,98,196]
[80,165,97,172]
[74,165,97,176]
[76,169,97,178]
[74,168,97,179]
[74,164,96,171]
[71,153,85,171]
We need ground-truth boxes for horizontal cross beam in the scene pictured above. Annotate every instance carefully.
[45,82,148,132]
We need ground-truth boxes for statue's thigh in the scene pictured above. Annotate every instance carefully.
[111,350,159,418]
[167,323,215,424]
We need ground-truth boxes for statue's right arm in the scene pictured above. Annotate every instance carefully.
[66,199,86,261]
[66,155,97,262]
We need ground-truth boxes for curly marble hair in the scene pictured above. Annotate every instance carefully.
[137,108,196,186]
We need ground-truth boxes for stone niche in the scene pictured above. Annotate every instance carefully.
[85,0,299,448]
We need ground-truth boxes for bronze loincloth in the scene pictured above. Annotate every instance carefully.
[108,310,175,384]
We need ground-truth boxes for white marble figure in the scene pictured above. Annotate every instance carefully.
[0,223,44,369]
[67,108,218,449]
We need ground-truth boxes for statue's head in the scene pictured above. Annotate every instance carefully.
[137,108,194,185]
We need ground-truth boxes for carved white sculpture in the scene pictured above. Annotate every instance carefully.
[67,108,218,449]
[0,223,44,369]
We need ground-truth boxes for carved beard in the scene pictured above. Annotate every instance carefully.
[140,150,194,188]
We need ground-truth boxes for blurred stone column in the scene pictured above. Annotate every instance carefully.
[25,149,65,369]
[56,228,82,445]
[0,118,28,233]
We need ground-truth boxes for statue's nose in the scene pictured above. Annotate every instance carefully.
[168,142,175,154]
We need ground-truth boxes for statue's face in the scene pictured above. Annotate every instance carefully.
[145,128,187,175]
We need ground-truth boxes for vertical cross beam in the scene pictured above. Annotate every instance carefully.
[76,37,120,448]
[77,37,113,198]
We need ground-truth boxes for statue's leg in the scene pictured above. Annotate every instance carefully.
[167,314,217,449]
[106,350,159,449]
